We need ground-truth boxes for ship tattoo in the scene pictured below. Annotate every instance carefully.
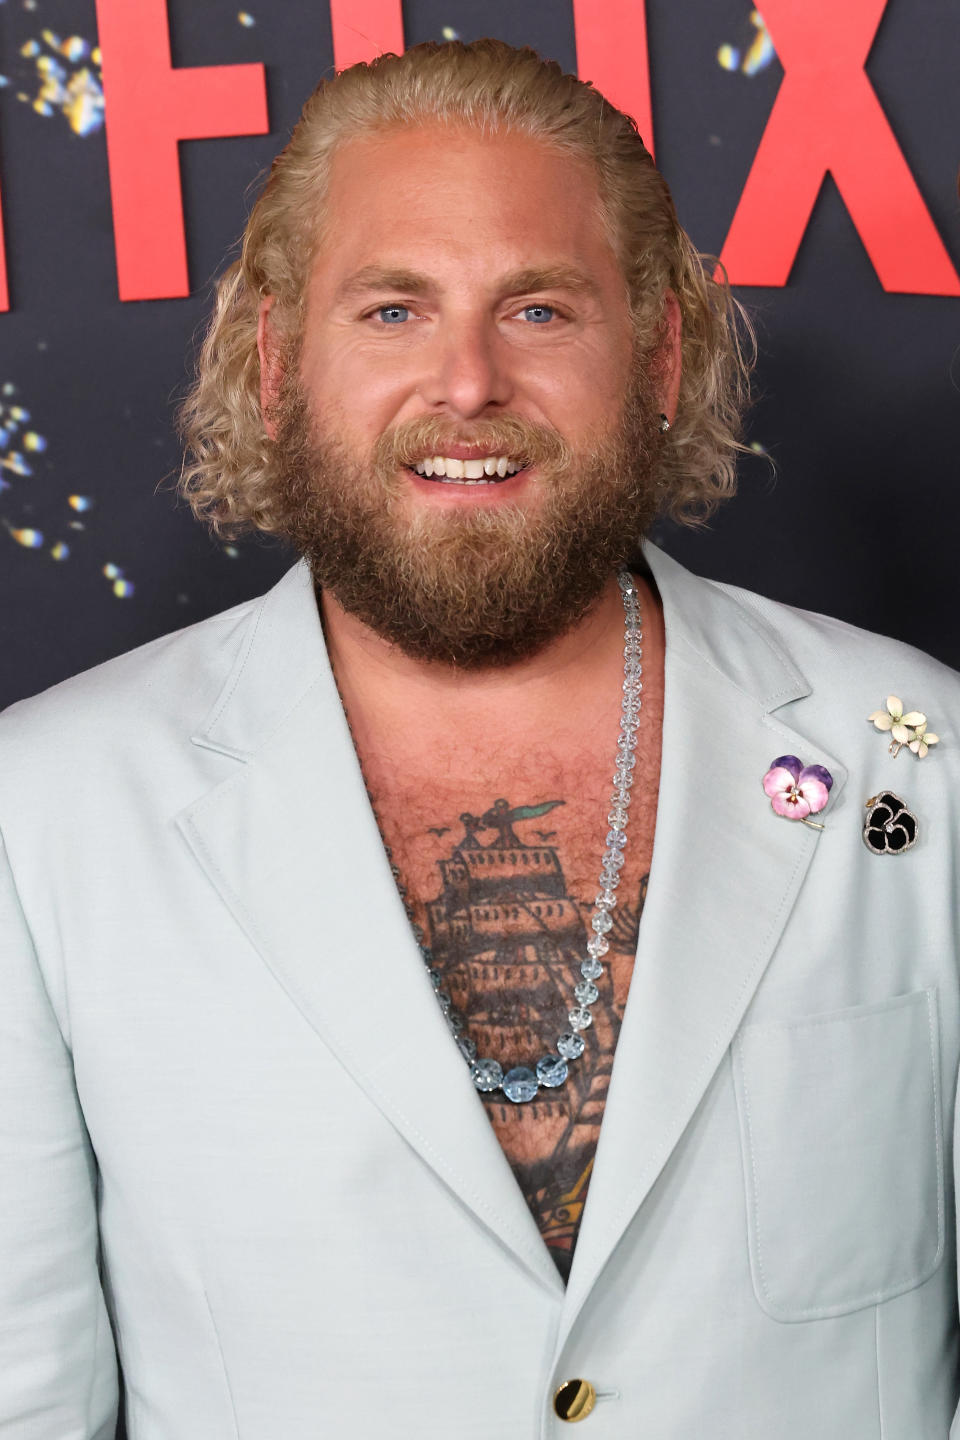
[420,797,648,1281]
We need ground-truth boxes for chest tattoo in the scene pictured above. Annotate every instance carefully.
[408,794,650,1283]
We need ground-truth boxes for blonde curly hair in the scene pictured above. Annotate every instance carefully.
[177,38,753,536]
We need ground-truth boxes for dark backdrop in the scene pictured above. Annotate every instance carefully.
[1,0,959,714]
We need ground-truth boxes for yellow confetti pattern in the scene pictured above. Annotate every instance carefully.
[0,387,40,483]
[15,29,104,135]
[718,10,775,77]
[8,525,44,549]
[1,383,135,596]
[717,44,740,72]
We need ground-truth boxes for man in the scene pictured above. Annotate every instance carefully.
[1,39,958,1439]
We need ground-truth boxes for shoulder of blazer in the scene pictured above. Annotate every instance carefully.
[0,563,314,752]
[0,563,324,829]
[645,541,960,721]
[728,581,960,775]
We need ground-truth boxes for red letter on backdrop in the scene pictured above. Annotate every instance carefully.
[326,0,654,152]
[329,0,404,71]
[95,0,268,302]
[572,0,654,156]
[719,0,959,295]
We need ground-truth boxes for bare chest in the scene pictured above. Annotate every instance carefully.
[361,723,661,1280]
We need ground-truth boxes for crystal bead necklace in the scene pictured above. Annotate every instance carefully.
[381,568,643,1106]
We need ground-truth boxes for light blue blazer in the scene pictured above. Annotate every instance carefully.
[1,543,959,1438]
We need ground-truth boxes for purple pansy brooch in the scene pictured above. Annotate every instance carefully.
[762,754,834,830]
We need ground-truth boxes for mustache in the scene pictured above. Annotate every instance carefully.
[374,414,572,471]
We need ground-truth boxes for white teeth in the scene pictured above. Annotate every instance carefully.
[410,454,524,482]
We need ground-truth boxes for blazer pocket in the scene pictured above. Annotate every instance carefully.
[732,987,944,1322]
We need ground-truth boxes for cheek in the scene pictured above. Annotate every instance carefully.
[531,358,628,437]
[301,349,413,440]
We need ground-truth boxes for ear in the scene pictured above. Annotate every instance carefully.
[257,296,284,441]
[659,289,682,423]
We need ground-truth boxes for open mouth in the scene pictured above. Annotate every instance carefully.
[406,455,526,486]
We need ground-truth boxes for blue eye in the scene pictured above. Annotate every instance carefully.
[523,305,555,323]
[377,305,410,324]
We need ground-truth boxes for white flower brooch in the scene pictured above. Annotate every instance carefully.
[867,696,939,759]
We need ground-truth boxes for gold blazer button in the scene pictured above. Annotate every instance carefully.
[553,1379,597,1422]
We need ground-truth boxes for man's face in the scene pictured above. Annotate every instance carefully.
[261,123,678,666]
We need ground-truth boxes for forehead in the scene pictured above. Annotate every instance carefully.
[309,122,623,298]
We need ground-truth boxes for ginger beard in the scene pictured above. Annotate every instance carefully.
[268,358,665,668]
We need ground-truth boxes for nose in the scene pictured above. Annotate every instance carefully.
[418,314,513,418]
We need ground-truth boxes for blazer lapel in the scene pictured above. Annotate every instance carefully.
[177,563,563,1297]
[557,545,848,1344]
[174,549,848,1326]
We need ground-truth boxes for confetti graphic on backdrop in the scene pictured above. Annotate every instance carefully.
[102,561,134,599]
[1,383,136,597]
[717,9,775,77]
[1,383,48,553]
[6,25,104,136]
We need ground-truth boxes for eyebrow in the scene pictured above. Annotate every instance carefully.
[334,267,435,304]
[498,266,601,300]
[333,263,602,305]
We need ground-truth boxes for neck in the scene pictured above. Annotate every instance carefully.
[320,569,664,762]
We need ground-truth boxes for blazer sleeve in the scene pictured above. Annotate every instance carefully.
[0,830,119,1439]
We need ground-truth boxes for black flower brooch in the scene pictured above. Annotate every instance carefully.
[862,792,918,855]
